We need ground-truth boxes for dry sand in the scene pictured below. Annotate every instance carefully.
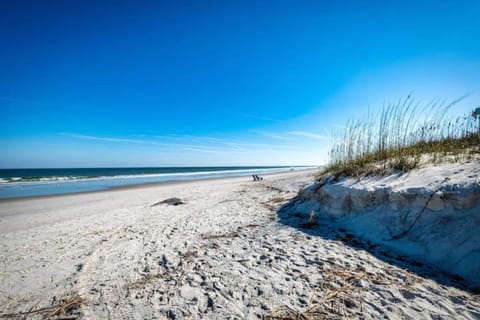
[0,169,479,319]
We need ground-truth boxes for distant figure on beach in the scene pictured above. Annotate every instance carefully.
[252,174,263,181]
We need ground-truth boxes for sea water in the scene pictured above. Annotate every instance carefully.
[0,166,305,199]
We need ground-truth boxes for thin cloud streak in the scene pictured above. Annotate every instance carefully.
[252,130,295,141]
[62,133,149,144]
[62,133,223,153]
[254,129,332,142]
[0,96,69,108]
[244,114,284,123]
[61,132,301,154]
[288,131,331,140]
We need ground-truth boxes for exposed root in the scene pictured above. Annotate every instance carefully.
[390,177,449,240]
[300,210,318,229]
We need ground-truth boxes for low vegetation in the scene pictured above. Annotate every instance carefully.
[321,96,480,178]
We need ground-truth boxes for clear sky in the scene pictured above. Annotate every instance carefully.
[1,1,479,168]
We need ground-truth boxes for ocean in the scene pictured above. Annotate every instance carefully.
[0,166,306,199]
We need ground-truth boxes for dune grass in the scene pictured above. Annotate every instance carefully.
[321,96,480,178]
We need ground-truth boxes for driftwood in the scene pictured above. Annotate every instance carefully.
[151,197,185,207]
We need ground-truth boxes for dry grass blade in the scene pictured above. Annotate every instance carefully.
[0,295,84,320]
[46,295,84,319]
[262,196,290,212]
[266,305,310,320]
[202,231,239,239]
[270,197,288,203]
[266,265,412,320]
[263,202,278,212]
[265,185,284,193]
[180,250,199,260]
[128,273,167,289]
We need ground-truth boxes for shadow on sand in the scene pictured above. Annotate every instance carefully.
[276,199,479,294]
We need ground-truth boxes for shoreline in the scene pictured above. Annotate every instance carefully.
[0,167,317,203]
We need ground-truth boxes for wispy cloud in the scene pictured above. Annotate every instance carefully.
[288,131,331,140]
[62,133,150,144]
[61,133,222,153]
[244,114,284,123]
[61,132,300,154]
[219,141,300,150]
[0,96,68,108]
[251,130,294,141]
[253,129,332,141]
[153,134,229,144]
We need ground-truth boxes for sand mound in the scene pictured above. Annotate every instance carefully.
[280,161,480,289]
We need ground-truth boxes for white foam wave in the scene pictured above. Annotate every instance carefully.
[0,167,312,186]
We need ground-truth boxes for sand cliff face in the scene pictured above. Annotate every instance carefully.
[280,162,480,289]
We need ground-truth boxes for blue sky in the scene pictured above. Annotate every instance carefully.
[1,1,479,168]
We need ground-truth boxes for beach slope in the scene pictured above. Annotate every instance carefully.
[1,169,479,319]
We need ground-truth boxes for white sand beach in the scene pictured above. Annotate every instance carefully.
[0,169,479,319]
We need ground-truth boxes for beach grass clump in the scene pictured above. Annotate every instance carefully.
[322,96,480,178]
